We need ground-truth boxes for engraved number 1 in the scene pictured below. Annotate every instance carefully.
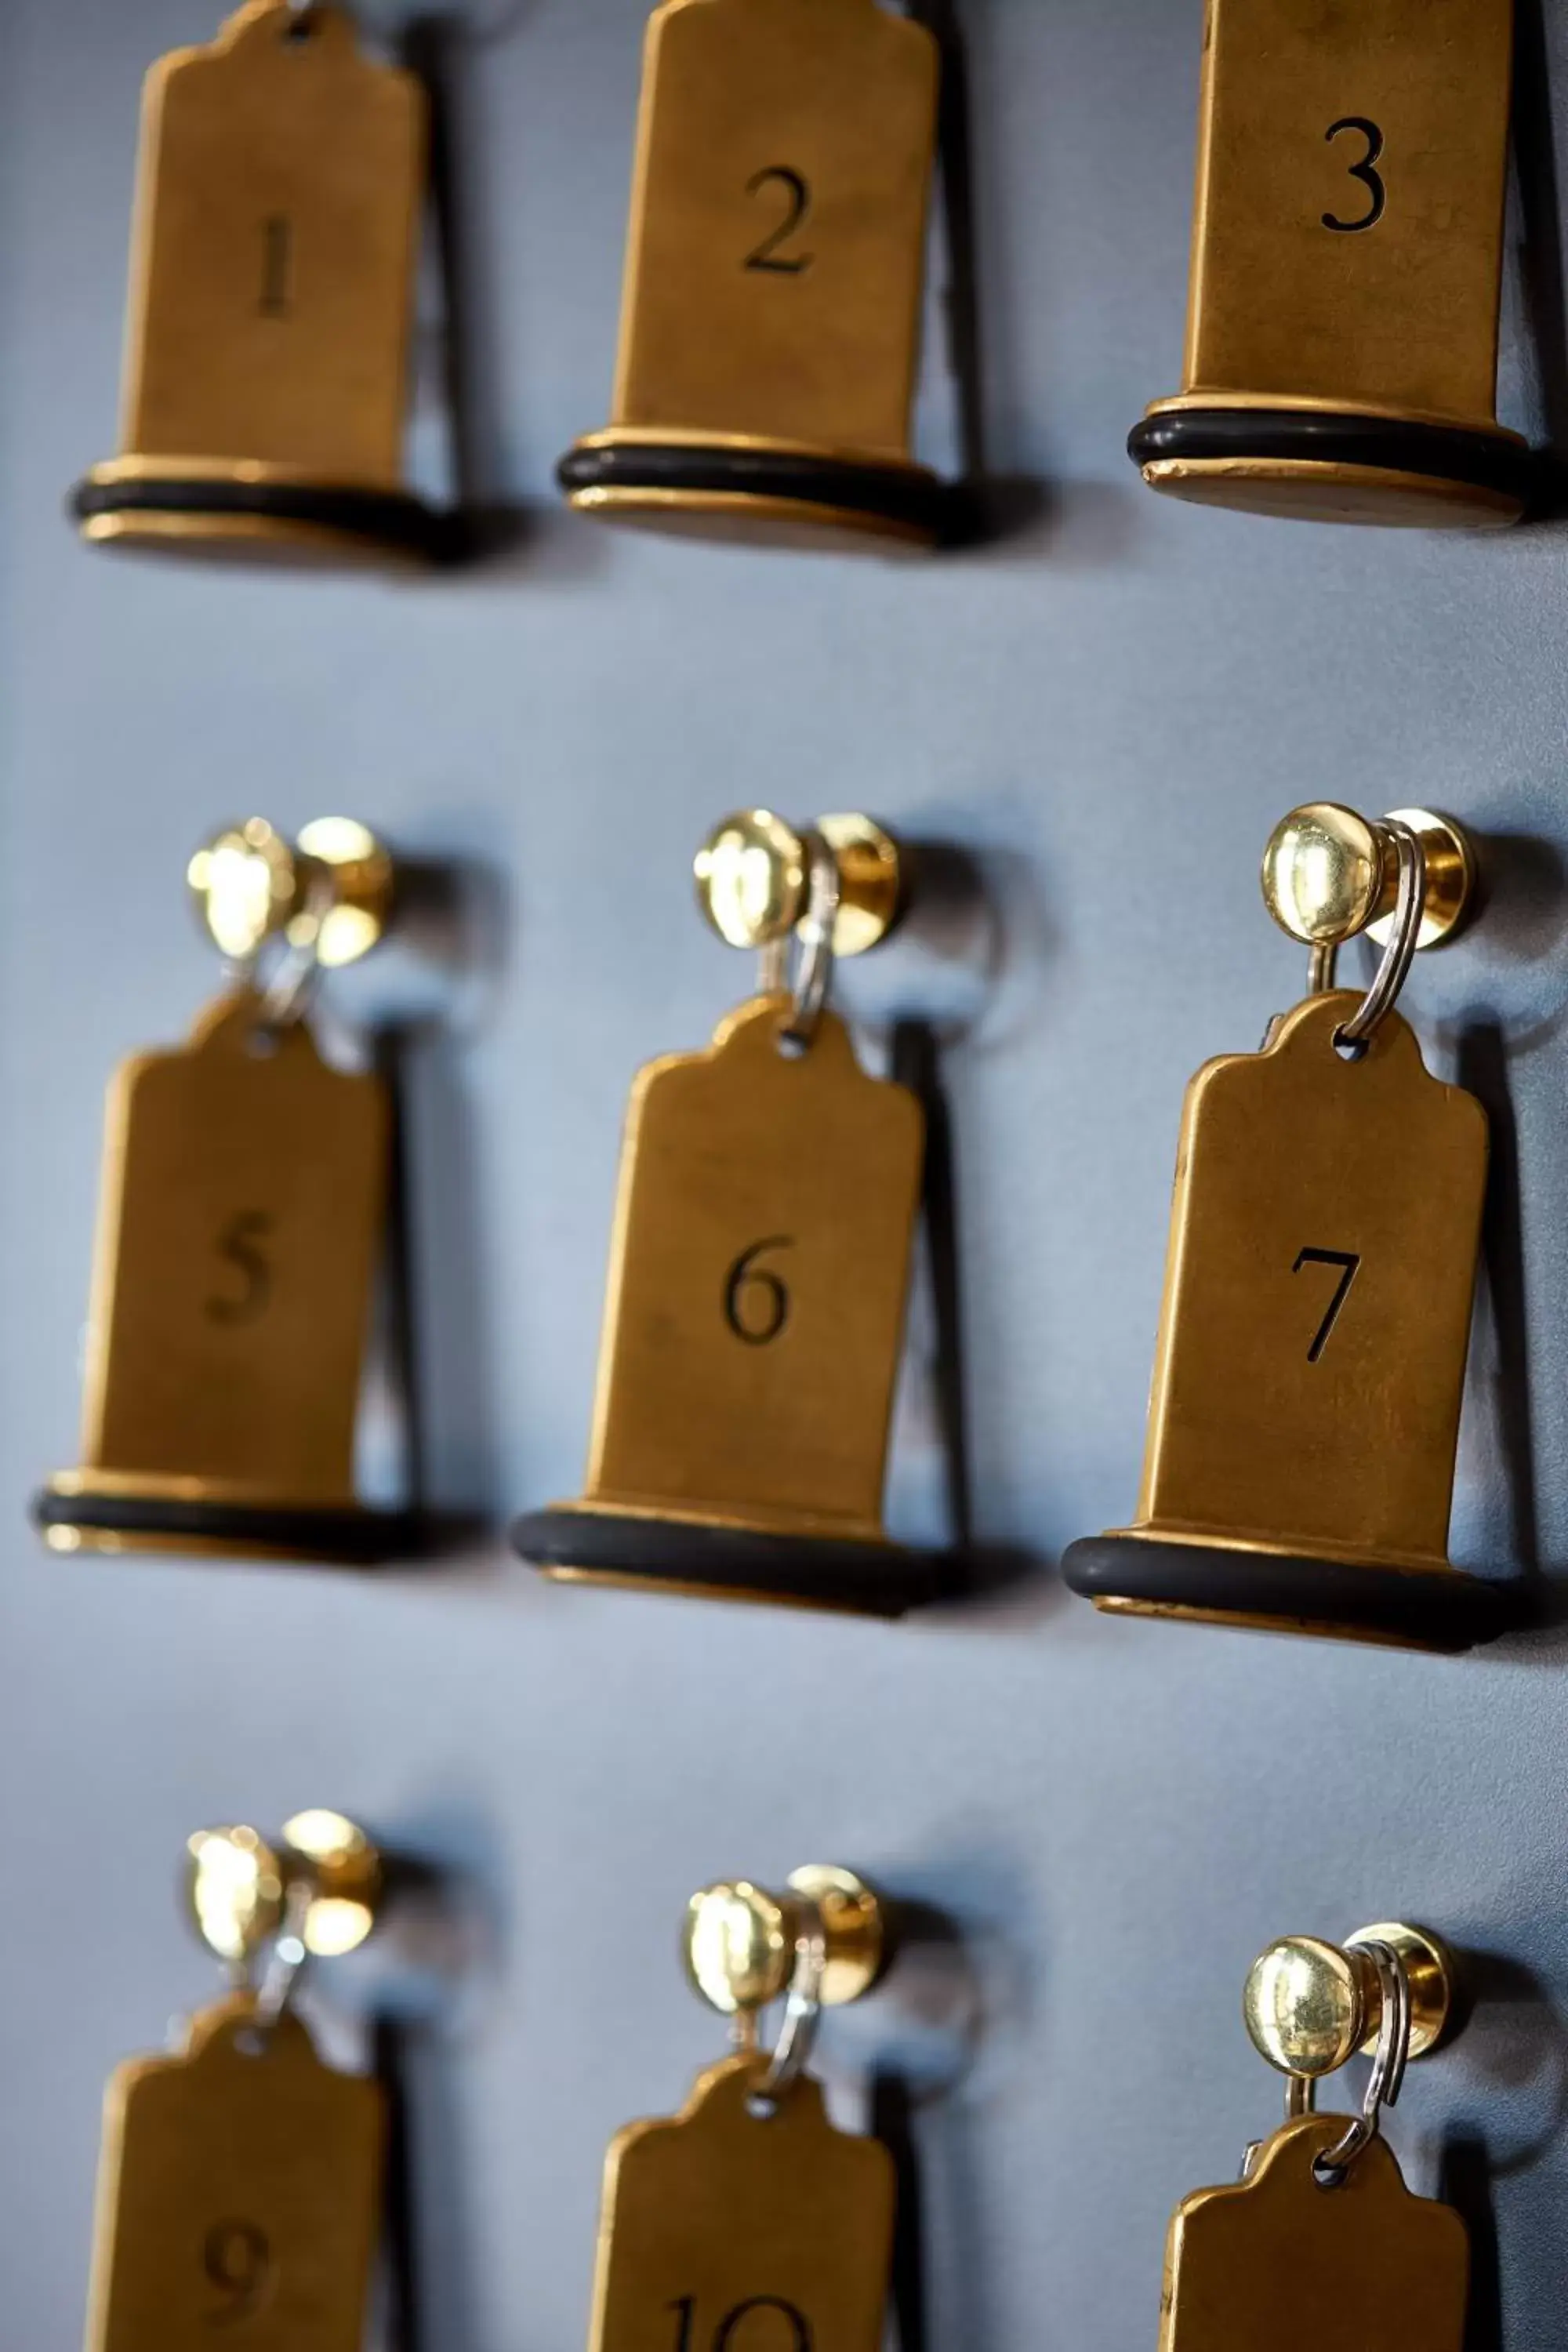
[1292,1247,1361,1363]
[669,2296,813,2350]
[259,215,294,316]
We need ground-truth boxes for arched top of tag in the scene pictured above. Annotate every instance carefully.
[1204,989,1483,1129]
[169,1,376,74]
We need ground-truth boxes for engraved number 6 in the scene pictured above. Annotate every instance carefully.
[1323,117,1385,233]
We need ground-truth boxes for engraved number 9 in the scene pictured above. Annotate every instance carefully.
[670,2296,814,2350]
[1322,116,1386,233]
[203,2219,274,2327]
[723,1237,793,1346]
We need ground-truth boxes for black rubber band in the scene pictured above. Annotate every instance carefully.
[1062,1533,1515,1653]
[557,439,955,543]
[1127,407,1538,510]
[70,473,463,564]
[34,1485,429,1567]
[513,1504,939,1617]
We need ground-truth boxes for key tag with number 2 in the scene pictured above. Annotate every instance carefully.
[36,816,426,1566]
[1066,801,1509,1653]
[514,808,944,1616]
[87,1813,386,2352]
[590,1867,896,2352]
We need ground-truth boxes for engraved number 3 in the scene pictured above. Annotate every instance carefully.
[1323,117,1385,233]
[203,2220,274,2327]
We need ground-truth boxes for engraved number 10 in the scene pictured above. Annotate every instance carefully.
[669,2294,813,2349]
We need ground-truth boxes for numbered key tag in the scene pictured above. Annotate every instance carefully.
[1130,0,1534,524]
[591,2056,894,2352]
[557,0,950,548]
[1065,990,1508,1649]
[38,989,418,1563]
[1161,2114,1468,2352]
[88,1995,383,2352]
[71,1,450,564]
[515,993,938,1613]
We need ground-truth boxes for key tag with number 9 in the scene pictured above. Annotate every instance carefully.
[514,809,942,1615]
[1065,802,1510,1653]
[36,816,426,1566]
[590,1867,896,2352]
[557,0,953,550]
[87,1813,387,2352]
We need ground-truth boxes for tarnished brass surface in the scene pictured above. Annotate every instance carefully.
[49,989,387,1529]
[1261,805,1473,953]
[589,2056,894,2352]
[87,1996,383,2352]
[1244,1925,1454,2077]
[695,811,903,956]
[1109,992,1486,1579]
[1160,2114,1468,2352]
[684,1867,885,2015]
[188,816,394,968]
[554,994,922,1548]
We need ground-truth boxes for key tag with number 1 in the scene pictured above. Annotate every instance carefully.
[36,817,428,1566]
[514,808,945,1615]
[1065,802,1510,1653]
[590,1867,897,2352]
[87,1813,387,2352]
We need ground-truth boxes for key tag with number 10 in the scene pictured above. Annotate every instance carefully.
[87,1813,387,2352]
[36,817,427,1566]
[1065,802,1510,1653]
[590,1867,897,2352]
[514,808,944,1615]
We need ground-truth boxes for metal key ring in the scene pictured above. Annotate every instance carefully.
[759,829,841,1050]
[1334,822,1426,1053]
[750,1922,827,2114]
[1313,1940,1411,2185]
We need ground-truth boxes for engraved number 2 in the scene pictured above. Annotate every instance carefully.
[744,168,814,273]
[1322,117,1385,233]
[203,2219,274,2327]
[1292,1247,1361,1363]
[207,1210,274,1327]
[670,2296,814,2350]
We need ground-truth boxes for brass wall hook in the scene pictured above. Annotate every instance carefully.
[188,815,396,971]
[694,811,905,961]
[684,1866,887,2020]
[185,1809,383,1970]
[1243,1922,1456,2082]
[1261,804,1475,974]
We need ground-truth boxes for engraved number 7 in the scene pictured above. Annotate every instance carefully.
[1292,1248,1361,1363]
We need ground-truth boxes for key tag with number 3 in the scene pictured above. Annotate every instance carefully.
[590,1868,897,2352]
[36,817,427,1566]
[514,809,944,1616]
[87,1813,387,2352]
[1066,802,1510,1653]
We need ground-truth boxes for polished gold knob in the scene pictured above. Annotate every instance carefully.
[694,811,903,959]
[1261,804,1474,952]
[1243,1922,1454,2078]
[683,1864,886,2016]
[185,1810,383,1967]
[187,815,394,970]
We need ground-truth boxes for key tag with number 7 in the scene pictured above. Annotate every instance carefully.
[1066,802,1510,1653]
[590,1867,896,2352]
[87,1813,387,2352]
[36,816,426,1566]
[514,808,942,1615]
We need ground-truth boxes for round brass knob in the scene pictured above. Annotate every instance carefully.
[682,1865,886,2016]
[185,1826,288,1967]
[693,811,902,959]
[1243,1922,1455,2078]
[188,815,393,970]
[185,1812,383,1967]
[1261,804,1474,953]
[280,1809,383,1958]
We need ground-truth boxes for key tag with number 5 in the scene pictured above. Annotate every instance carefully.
[590,1868,896,2352]
[515,809,942,1615]
[87,1813,387,2352]
[37,817,426,1566]
[1066,802,1510,1653]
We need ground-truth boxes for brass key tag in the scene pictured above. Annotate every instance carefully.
[38,989,414,1563]
[590,2056,895,2352]
[558,0,949,548]
[515,993,938,1613]
[1065,989,1506,1649]
[1161,2114,1468,2352]
[1131,0,1534,524]
[88,1995,383,2352]
[73,2,449,564]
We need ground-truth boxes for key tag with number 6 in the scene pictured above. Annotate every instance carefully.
[1065,802,1510,1653]
[36,816,426,1566]
[514,809,942,1615]
[87,1813,387,2352]
[590,1868,896,2352]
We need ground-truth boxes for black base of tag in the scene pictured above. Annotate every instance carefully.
[33,1482,427,1567]
[1128,406,1537,522]
[71,470,461,566]
[557,436,954,549]
[1062,1532,1513,1653]
[513,1503,939,1616]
